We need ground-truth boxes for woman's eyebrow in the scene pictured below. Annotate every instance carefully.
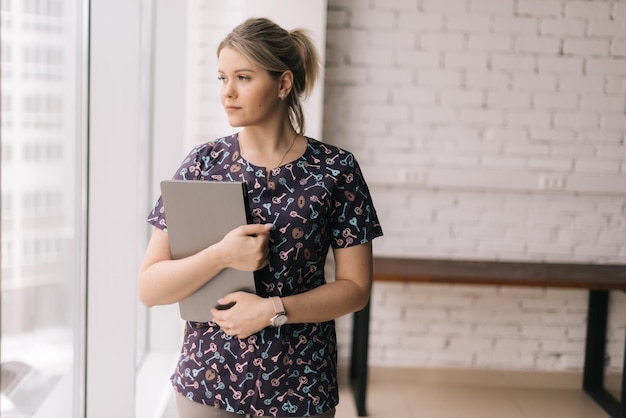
[217,68,257,74]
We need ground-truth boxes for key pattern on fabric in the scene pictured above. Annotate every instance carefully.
[147,133,383,417]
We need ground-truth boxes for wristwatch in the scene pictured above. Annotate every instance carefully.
[269,296,288,327]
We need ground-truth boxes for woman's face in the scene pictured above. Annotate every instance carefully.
[217,47,281,128]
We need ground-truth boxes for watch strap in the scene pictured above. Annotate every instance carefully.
[269,296,285,315]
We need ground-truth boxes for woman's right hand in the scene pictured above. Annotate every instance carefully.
[138,223,272,307]
[215,223,273,272]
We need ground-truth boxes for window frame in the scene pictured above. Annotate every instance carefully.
[85,0,143,415]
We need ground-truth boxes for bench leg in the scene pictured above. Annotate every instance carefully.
[583,289,623,418]
[350,299,370,416]
[618,324,626,418]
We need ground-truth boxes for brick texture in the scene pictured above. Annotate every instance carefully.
[186,0,626,374]
[325,0,626,372]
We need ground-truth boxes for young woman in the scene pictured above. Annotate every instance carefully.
[138,17,383,418]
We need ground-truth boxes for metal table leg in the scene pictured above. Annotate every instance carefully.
[350,300,370,416]
[583,290,624,418]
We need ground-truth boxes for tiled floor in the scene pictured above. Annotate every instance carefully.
[162,368,616,418]
[335,380,612,418]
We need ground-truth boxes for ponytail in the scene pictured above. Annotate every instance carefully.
[288,28,320,100]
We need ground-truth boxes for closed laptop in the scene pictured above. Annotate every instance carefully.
[160,180,256,322]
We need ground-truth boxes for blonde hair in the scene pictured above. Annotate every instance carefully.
[218,17,320,134]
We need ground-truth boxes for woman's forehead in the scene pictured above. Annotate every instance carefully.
[217,47,258,73]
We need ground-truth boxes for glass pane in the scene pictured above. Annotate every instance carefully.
[1,0,86,417]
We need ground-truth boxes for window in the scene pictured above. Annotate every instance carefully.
[0,1,86,417]
[3,2,328,417]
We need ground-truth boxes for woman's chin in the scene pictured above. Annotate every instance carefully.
[226,117,244,128]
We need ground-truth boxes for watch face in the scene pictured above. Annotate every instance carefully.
[272,314,287,327]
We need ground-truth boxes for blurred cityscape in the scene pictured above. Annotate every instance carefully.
[1,1,80,414]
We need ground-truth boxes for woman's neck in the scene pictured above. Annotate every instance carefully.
[238,125,302,172]
[239,123,295,153]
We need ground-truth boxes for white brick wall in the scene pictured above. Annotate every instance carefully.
[325,0,626,372]
[185,0,624,374]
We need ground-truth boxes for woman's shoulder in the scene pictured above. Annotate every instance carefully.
[179,134,238,167]
[305,137,349,155]
[305,137,359,171]
[187,133,238,158]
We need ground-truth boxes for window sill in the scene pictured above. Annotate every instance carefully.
[135,350,179,418]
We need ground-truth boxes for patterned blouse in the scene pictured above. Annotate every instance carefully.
[148,133,383,417]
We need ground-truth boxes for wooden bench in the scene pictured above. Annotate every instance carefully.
[350,257,626,417]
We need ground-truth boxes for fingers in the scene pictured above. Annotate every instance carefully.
[217,223,272,271]
[215,293,236,308]
[211,292,265,339]
[239,223,273,236]
[211,312,241,338]
[259,242,271,267]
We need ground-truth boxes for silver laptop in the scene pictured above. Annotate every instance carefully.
[160,180,256,322]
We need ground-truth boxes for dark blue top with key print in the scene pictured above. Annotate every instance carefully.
[147,133,383,417]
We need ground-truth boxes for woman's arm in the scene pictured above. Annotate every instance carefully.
[211,242,373,338]
[137,223,272,307]
[283,241,373,322]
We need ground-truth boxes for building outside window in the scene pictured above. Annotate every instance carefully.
[1,1,87,417]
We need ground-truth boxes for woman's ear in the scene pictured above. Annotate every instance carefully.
[278,70,294,100]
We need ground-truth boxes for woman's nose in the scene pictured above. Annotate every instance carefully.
[222,81,235,98]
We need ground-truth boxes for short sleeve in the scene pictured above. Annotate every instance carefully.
[146,143,213,231]
[329,155,383,248]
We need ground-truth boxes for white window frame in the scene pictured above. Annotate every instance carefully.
[86,0,144,416]
[86,1,186,416]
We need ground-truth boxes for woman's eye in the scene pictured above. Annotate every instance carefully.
[217,75,225,81]
[237,75,250,81]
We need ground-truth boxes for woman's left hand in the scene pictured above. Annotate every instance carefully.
[210,291,273,339]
